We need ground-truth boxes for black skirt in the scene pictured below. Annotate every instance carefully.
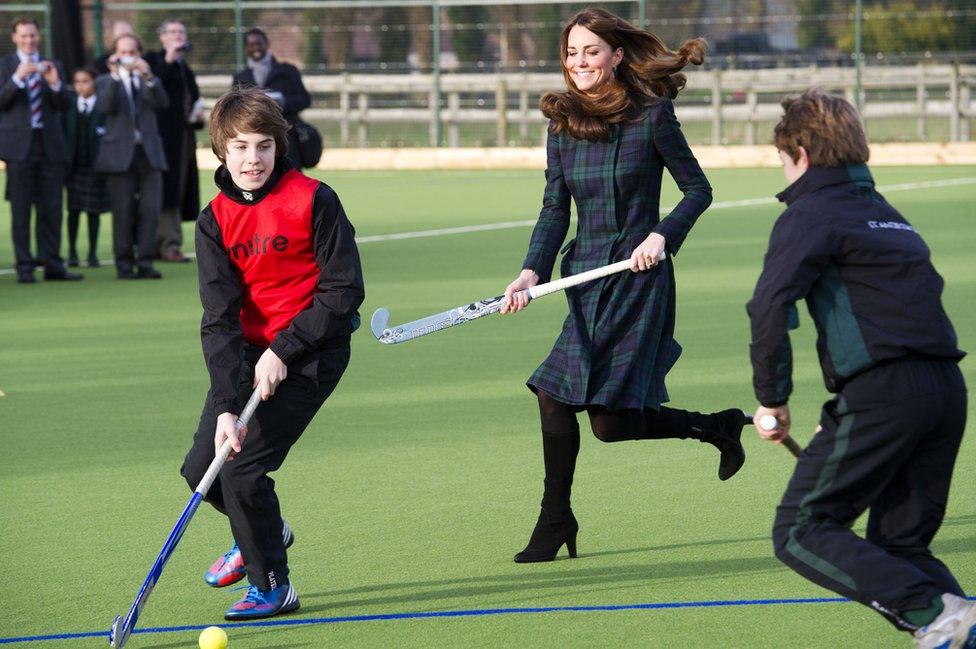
[66,166,111,213]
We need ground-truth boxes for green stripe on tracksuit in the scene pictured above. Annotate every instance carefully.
[785,407,857,592]
[771,357,967,633]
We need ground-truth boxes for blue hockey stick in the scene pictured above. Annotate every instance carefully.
[108,388,262,648]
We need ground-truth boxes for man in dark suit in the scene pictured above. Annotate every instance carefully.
[0,17,80,283]
[232,28,310,170]
[95,34,169,279]
[146,18,202,264]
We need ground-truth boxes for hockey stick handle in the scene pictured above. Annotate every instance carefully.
[757,414,803,459]
[780,435,803,458]
[526,253,665,301]
[526,260,631,300]
[195,387,262,496]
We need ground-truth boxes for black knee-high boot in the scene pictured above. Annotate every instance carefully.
[514,391,580,563]
[644,407,748,480]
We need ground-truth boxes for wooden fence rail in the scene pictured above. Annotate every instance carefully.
[197,63,975,146]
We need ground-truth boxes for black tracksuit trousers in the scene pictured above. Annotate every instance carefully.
[181,343,350,591]
[772,356,968,632]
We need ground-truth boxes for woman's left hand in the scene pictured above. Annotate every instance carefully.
[629,233,667,272]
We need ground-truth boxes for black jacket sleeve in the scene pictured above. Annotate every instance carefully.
[278,64,311,116]
[747,206,834,406]
[0,58,21,109]
[94,75,122,115]
[268,185,365,364]
[196,204,245,415]
[44,61,69,112]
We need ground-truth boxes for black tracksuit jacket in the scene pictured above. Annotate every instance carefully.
[747,164,964,407]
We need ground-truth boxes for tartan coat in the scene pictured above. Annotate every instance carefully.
[523,98,712,411]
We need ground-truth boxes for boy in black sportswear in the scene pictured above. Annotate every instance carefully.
[181,87,364,620]
[748,89,973,648]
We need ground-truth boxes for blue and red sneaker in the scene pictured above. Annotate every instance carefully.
[224,583,300,620]
[204,520,293,588]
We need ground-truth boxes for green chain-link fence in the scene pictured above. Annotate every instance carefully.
[2,0,973,146]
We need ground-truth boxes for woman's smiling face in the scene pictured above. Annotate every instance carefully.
[564,24,623,93]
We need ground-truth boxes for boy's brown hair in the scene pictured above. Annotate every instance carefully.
[209,86,290,162]
[774,88,869,167]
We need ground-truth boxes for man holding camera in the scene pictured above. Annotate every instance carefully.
[0,18,80,283]
[95,34,169,279]
[146,18,203,264]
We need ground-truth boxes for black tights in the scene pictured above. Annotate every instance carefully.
[535,390,708,514]
[66,210,100,259]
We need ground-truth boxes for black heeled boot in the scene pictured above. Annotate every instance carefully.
[646,407,748,480]
[692,409,748,481]
[513,509,579,563]
[516,392,582,563]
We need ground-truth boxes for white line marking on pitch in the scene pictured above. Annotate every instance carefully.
[357,176,976,243]
[2,177,974,276]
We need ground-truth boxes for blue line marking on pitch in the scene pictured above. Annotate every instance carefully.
[3,595,976,644]
[0,596,854,644]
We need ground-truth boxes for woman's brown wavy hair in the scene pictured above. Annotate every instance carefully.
[541,8,706,141]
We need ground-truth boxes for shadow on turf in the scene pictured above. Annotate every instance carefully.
[300,518,976,615]
[301,554,785,614]
[577,533,770,559]
[941,514,976,528]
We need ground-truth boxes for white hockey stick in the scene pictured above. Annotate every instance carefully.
[371,254,664,345]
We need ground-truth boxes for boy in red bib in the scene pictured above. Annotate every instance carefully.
[181,87,364,620]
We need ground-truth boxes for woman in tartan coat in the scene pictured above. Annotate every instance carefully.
[501,8,749,563]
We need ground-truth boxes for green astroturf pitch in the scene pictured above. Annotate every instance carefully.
[1,166,974,648]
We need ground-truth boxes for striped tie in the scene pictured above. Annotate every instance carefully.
[28,72,42,129]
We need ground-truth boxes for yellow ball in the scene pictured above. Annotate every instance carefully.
[199,626,228,649]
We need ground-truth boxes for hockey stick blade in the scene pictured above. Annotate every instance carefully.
[371,307,392,343]
[371,296,505,345]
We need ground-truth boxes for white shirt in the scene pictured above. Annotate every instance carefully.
[77,95,95,114]
[111,67,143,143]
[115,67,140,102]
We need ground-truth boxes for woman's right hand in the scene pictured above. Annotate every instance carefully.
[500,269,540,314]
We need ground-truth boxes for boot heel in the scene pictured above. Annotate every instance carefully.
[513,511,580,563]
[566,534,578,558]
